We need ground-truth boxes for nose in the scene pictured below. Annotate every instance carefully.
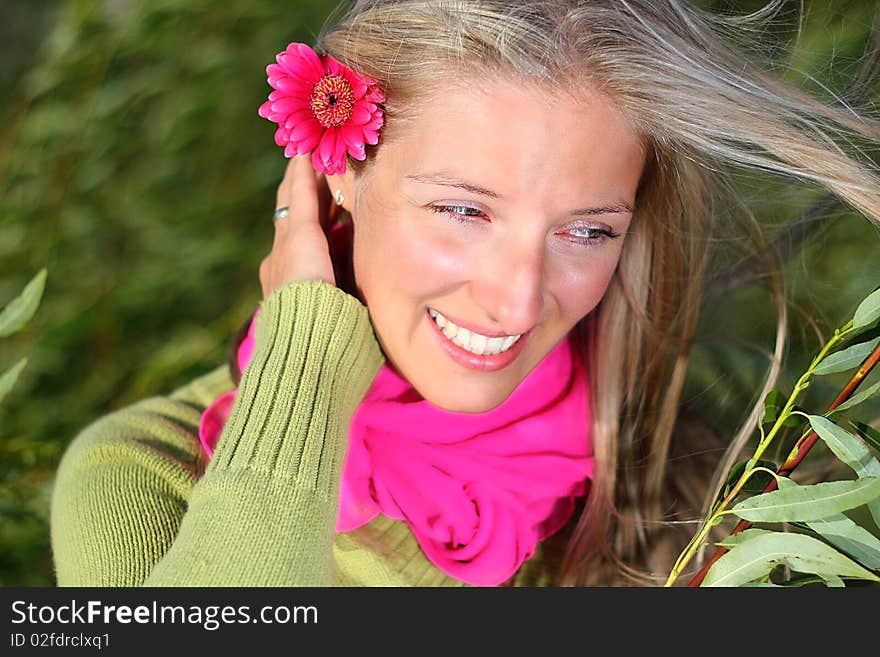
[471,242,545,335]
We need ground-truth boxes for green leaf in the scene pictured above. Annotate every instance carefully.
[806,514,880,570]
[716,461,746,504]
[715,528,772,549]
[715,460,777,505]
[702,532,880,586]
[808,415,880,477]
[853,287,880,329]
[820,575,846,587]
[741,582,783,587]
[0,268,47,338]
[778,476,880,570]
[807,415,880,527]
[782,408,805,428]
[731,477,880,522]
[830,380,880,415]
[850,421,880,453]
[760,390,786,427]
[0,358,28,405]
[743,465,777,495]
[813,337,880,376]
[783,574,836,587]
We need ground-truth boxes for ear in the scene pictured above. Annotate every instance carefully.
[324,167,357,215]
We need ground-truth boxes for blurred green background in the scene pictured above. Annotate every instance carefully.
[1,0,878,586]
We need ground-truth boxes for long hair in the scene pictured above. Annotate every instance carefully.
[315,0,880,585]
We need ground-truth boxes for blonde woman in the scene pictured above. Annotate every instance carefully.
[51,0,880,586]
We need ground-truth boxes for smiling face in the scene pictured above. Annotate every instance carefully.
[334,78,645,413]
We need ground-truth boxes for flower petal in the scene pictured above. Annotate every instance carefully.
[295,129,321,155]
[365,86,385,103]
[273,126,290,147]
[338,122,361,147]
[270,96,308,116]
[272,75,306,94]
[291,119,321,143]
[340,123,367,160]
[318,128,337,164]
[347,73,368,99]
[277,42,324,82]
[311,149,328,174]
[266,63,289,84]
[324,55,344,76]
[318,129,348,175]
[347,142,367,161]
[284,109,315,130]
[351,104,373,125]
[364,114,385,131]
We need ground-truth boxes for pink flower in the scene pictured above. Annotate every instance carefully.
[258,42,385,175]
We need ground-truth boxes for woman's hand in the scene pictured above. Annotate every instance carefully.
[259,155,337,299]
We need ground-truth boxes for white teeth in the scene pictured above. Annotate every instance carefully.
[428,308,522,356]
[469,333,488,354]
[452,327,472,349]
[486,336,506,355]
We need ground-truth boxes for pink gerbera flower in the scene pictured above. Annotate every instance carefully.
[258,42,385,175]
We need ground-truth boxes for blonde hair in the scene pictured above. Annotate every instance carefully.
[317,0,880,585]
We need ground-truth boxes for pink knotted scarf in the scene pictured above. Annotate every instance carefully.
[200,305,594,586]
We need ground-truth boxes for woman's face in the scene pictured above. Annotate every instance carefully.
[340,79,645,413]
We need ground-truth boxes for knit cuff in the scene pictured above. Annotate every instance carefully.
[206,281,384,495]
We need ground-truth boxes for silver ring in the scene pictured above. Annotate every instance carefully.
[273,206,290,222]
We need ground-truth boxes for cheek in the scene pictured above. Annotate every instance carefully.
[354,211,474,298]
[553,250,622,322]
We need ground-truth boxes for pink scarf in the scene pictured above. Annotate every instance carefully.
[199,307,594,586]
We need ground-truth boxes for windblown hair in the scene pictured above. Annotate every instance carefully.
[315,0,880,585]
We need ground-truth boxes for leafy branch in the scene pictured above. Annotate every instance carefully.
[665,286,880,587]
[0,268,47,405]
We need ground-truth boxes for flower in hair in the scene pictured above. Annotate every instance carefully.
[258,42,385,175]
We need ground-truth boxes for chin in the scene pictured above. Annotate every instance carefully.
[416,380,514,415]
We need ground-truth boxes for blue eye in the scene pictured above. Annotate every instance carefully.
[430,204,487,224]
[562,225,620,246]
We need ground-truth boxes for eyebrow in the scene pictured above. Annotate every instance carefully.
[404,172,634,216]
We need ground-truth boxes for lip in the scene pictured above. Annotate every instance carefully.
[426,309,528,372]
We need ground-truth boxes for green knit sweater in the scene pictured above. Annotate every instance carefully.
[50,281,570,586]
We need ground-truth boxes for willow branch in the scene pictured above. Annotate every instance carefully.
[687,340,880,587]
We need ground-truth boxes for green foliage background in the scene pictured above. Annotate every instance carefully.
[1,0,878,586]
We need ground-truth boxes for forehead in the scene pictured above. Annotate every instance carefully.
[375,77,646,203]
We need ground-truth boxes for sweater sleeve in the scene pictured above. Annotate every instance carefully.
[50,281,384,586]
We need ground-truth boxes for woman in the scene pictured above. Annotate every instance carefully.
[50,0,880,586]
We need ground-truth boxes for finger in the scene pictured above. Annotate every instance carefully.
[314,169,335,229]
[275,158,294,212]
[283,154,320,224]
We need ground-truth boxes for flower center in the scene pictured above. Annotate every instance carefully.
[310,75,356,128]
